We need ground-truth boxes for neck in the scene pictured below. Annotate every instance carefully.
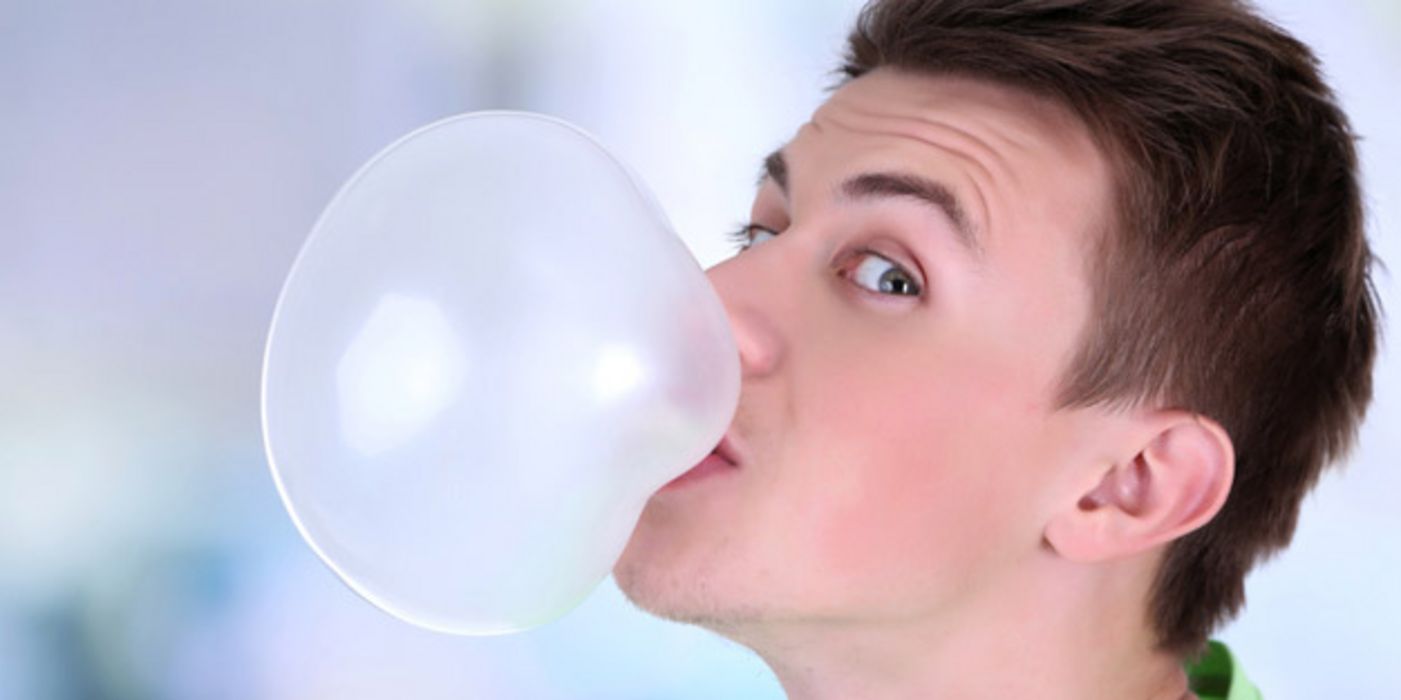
[709,550,1194,700]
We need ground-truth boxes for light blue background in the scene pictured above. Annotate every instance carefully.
[2,1,1397,698]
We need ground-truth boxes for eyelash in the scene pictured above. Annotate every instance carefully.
[724,223,763,251]
[723,222,924,299]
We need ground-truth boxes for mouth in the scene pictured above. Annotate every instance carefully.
[714,432,742,467]
[657,431,744,492]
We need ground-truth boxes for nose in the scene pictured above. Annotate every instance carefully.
[705,258,785,380]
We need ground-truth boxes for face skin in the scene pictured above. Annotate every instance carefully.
[613,68,1225,700]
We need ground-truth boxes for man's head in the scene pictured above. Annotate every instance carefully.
[614,0,1379,659]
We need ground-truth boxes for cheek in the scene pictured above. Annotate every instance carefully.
[794,354,1031,593]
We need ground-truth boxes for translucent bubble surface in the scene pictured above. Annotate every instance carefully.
[261,112,740,634]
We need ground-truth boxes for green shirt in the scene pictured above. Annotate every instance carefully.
[1185,640,1262,700]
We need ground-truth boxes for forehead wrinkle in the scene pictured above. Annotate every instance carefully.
[811,110,999,244]
[848,68,1085,165]
[826,101,1024,195]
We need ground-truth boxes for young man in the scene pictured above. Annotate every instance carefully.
[613,1,1380,698]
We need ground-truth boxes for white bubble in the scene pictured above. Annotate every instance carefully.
[261,112,739,635]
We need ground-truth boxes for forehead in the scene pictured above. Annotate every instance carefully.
[815,68,1097,156]
[787,68,1112,261]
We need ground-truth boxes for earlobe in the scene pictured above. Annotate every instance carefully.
[1045,412,1235,564]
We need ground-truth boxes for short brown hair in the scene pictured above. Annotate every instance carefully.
[841,0,1382,654]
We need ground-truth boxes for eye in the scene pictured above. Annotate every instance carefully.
[723,222,924,299]
[845,249,923,298]
[724,223,777,252]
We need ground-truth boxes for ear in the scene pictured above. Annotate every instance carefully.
[1044,411,1235,563]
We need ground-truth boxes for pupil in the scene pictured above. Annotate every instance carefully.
[881,271,911,295]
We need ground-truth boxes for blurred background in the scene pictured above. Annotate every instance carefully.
[1,0,1397,698]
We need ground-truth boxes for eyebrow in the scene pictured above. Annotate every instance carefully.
[759,149,982,259]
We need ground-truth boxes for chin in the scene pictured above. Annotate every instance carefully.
[614,547,697,617]
[613,549,755,630]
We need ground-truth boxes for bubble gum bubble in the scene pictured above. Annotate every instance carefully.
[261,112,739,634]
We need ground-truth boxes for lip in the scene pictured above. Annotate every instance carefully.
[655,431,745,493]
[715,432,743,466]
